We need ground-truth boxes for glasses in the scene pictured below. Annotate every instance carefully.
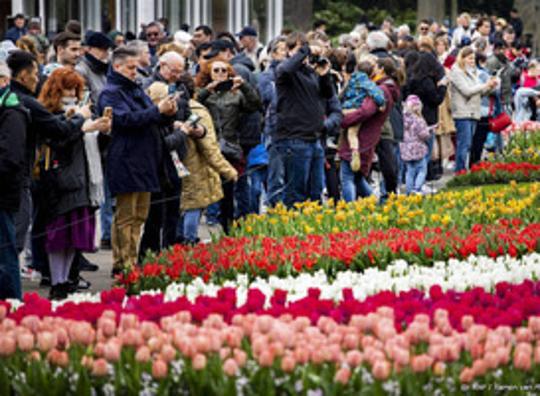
[420,27,429,31]
[147,32,159,37]
[212,67,228,73]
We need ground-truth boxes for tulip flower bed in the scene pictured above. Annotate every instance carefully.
[3,286,540,394]
[448,162,540,187]
[230,183,539,238]
[119,220,540,293]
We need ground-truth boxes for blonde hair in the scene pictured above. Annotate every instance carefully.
[147,82,168,104]
[456,46,475,70]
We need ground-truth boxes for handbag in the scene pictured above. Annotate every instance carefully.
[488,97,512,133]
[219,137,243,162]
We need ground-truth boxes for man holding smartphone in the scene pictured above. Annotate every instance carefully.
[97,47,177,275]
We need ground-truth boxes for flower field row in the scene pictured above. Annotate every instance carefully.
[2,297,540,394]
[120,220,540,292]
[448,162,540,187]
[229,183,539,238]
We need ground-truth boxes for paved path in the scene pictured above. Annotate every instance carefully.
[21,171,453,297]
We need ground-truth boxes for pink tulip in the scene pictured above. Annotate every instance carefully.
[349,315,368,331]
[459,367,474,383]
[411,354,433,373]
[103,341,121,362]
[255,316,273,334]
[310,348,325,365]
[281,355,296,373]
[393,347,410,366]
[219,347,231,360]
[28,350,41,361]
[334,367,351,385]
[119,314,138,331]
[534,346,540,364]
[140,321,159,339]
[21,315,41,333]
[135,346,151,363]
[223,358,238,377]
[225,328,243,348]
[433,361,446,376]
[470,342,484,359]
[37,331,56,352]
[152,359,168,379]
[0,335,16,357]
[345,350,363,367]
[160,344,177,362]
[258,349,275,367]
[194,335,211,354]
[233,348,247,367]
[98,318,116,338]
[516,328,533,343]
[91,358,109,377]
[47,349,69,367]
[192,353,207,370]
[81,355,94,369]
[514,351,532,371]
[371,359,391,381]
[294,346,310,365]
[461,315,474,331]
[484,351,499,369]
[270,341,285,357]
[0,305,6,321]
[414,313,430,324]
[376,306,394,320]
[17,332,34,352]
[528,316,540,333]
[496,346,510,365]
[471,359,487,376]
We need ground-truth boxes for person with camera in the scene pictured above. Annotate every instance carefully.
[97,47,178,274]
[196,59,261,233]
[273,32,334,208]
[176,73,237,244]
[37,68,111,299]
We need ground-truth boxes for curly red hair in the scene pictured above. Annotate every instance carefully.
[38,67,85,113]
[194,58,236,88]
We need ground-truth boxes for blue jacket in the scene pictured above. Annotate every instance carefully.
[258,60,279,143]
[4,26,27,43]
[97,70,169,196]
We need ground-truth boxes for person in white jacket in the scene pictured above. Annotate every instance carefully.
[449,46,498,172]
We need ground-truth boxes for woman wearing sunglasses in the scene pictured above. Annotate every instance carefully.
[196,60,261,233]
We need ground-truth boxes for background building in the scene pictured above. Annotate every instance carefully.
[1,0,286,43]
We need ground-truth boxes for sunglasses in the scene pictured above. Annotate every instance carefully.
[420,27,429,31]
[212,67,228,73]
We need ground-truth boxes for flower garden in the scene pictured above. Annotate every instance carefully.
[1,126,540,394]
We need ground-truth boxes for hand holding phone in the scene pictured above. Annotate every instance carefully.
[103,106,113,119]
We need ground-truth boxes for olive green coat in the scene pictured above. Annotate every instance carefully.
[180,99,237,211]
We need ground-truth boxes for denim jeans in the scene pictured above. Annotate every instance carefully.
[275,139,324,208]
[182,209,202,244]
[249,166,267,214]
[0,209,21,300]
[234,175,251,219]
[14,187,31,254]
[340,160,373,202]
[405,159,427,195]
[100,176,113,241]
[454,119,477,172]
[419,132,434,185]
[267,143,285,206]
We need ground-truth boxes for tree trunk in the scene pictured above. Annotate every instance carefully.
[417,0,446,23]
[284,0,313,31]
[514,0,540,56]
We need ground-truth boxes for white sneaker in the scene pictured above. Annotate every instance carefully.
[421,185,438,195]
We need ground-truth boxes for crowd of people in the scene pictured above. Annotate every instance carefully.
[0,9,538,300]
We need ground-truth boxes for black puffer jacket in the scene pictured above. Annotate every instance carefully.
[0,88,29,212]
[39,114,91,221]
[404,76,447,126]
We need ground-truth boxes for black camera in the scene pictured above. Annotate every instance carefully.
[309,55,329,67]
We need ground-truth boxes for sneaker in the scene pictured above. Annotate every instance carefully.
[40,276,51,287]
[49,283,68,300]
[20,264,35,280]
[80,257,99,272]
[421,185,438,195]
[69,276,91,290]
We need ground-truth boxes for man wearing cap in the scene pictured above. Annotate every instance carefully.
[76,31,115,252]
[76,31,113,105]
[0,60,29,300]
[237,26,262,71]
[4,14,27,44]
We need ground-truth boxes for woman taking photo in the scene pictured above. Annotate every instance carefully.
[449,46,498,172]
[196,60,261,233]
[37,67,111,299]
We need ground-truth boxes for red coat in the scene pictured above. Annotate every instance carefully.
[338,77,401,176]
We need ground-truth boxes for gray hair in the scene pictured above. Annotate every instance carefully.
[159,51,185,66]
[111,46,139,65]
[397,24,411,36]
[0,60,11,78]
[366,31,390,51]
[126,40,149,54]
